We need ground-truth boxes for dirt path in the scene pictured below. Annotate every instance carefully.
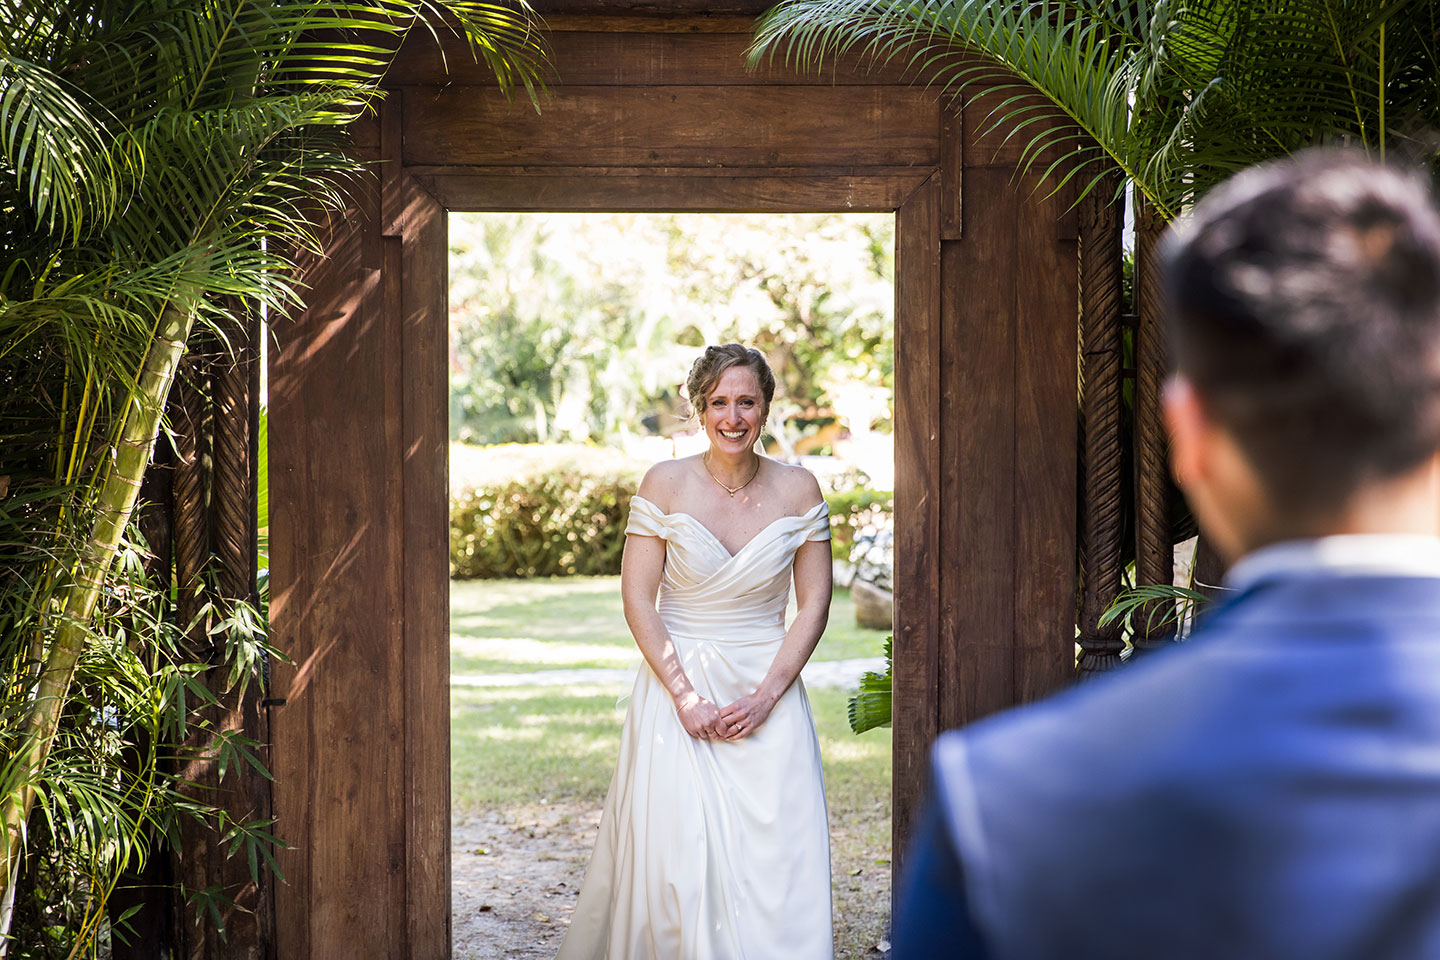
[452,801,892,959]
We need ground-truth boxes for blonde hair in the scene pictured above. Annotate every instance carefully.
[685,344,776,423]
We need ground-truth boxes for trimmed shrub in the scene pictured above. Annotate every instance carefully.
[450,443,894,578]
[450,444,646,579]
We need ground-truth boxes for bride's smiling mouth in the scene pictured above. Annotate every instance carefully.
[718,429,747,440]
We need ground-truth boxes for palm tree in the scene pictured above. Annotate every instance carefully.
[0,0,547,947]
[750,0,1440,217]
[755,0,1439,699]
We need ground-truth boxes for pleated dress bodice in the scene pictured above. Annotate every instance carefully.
[625,493,832,643]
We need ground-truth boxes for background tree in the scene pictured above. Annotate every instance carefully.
[449,212,894,447]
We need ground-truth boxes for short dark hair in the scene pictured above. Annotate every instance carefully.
[1164,149,1440,512]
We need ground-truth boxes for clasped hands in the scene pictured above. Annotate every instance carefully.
[675,688,778,743]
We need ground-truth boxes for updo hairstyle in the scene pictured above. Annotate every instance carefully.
[685,344,777,424]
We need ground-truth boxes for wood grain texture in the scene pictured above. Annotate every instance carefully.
[422,170,931,212]
[384,93,454,959]
[401,84,941,168]
[270,158,407,959]
[940,101,963,239]
[1013,173,1078,703]
[942,166,1016,727]
[387,28,919,87]
[892,175,941,885]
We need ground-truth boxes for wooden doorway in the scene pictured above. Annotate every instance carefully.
[267,11,1077,957]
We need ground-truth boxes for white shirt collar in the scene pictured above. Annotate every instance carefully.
[1225,534,1440,594]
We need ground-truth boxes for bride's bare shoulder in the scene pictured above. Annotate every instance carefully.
[637,457,698,512]
[771,460,825,511]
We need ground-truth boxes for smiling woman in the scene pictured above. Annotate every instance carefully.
[554,343,839,958]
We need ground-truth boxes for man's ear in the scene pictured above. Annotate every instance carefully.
[1163,374,1207,493]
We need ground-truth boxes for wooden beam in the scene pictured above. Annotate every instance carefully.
[941,166,1016,728]
[892,174,942,885]
[940,100,963,239]
[270,168,409,960]
[387,28,922,86]
[421,170,932,212]
[401,85,941,169]
[383,93,454,959]
[1013,176,1079,703]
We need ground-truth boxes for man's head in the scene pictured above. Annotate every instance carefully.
[1163,151,1440,560]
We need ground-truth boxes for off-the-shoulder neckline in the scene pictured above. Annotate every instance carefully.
[630,494,826,559]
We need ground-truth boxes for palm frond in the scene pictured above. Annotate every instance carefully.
[753,0,1440,215]
[847,635,892,735]
[0,55,119,241]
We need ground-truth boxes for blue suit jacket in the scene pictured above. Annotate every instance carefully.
[894,575,1440,959]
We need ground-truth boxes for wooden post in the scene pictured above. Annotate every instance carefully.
[1076,171,1127,676]
[1132,193,1174,652]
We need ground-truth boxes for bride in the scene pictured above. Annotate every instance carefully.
[556,344,835,959]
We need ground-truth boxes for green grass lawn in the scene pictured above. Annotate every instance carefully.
[451,683,890,813]
[450,576,889,675]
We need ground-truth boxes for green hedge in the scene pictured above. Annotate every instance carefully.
[450,444,645,579]
[449,443,894,578]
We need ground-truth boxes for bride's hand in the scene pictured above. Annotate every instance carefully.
[718,689,780,741]
[674,691,734,741]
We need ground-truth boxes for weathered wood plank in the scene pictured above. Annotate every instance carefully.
[402,85,941,168]
[388,28,921,86]
[384,93,453,959]
[1013,176,1079,703]
[940,101,963,239]
[892,175,941,885]
[270,165,406,959]
[422,171,932,212]
[943,165,1017,727]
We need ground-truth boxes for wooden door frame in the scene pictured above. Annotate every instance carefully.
[269,22,1077,957]
[407,146,943,952]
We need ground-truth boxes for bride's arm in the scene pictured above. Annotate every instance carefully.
[719,532,833,740]
[621,532,734,741]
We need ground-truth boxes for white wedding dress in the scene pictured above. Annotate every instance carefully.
[555,494,835,960]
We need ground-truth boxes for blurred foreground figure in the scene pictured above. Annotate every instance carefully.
[895,152,1440,959]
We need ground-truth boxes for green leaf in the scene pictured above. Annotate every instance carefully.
[848,635,893,734]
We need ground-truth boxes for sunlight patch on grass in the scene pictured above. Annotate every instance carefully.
[449,576,890,677]
[451,635,642,673]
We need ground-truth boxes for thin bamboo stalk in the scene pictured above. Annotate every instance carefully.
[0,294,199,914]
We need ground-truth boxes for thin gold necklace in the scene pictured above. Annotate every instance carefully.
[703,450,760,498]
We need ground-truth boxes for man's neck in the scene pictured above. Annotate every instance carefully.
[1235,460,1440,558]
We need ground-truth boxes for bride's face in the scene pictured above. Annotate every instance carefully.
[702,366,765,455]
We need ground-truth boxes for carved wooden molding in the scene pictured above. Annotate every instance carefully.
[1132,193,1173,651]
[1076,170,1126,676]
